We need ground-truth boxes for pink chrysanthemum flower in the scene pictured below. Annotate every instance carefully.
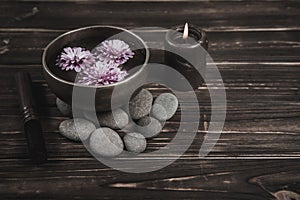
[96,39,134,65]
[77,61,128,86]
[56,47,95,72]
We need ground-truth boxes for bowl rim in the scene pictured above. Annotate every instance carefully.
[42,25,150,88]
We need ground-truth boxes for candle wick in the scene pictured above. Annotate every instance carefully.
[183,22,189,39]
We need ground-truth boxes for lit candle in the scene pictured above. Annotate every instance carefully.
[183,23,189,40]
[164,23,208,91]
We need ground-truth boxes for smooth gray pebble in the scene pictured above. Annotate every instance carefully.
[129,89,153,120]
[89,128,124,157]
[124,132,147,153]
[97,108,129,129]
[150,103,168,121]
[137,116,162,138]
[59,118,96,142]
[152,93,178,120]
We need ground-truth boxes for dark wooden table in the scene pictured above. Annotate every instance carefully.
[1,1,299,199]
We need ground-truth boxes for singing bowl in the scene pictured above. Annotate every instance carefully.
[42,25,149,111]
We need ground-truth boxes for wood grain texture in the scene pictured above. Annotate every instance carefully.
[0,1,300,31]
[1,30,300,65]
[0,159,299,199]
[0,0,299,199]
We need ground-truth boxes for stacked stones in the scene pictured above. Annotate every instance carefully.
[57,89,178,157]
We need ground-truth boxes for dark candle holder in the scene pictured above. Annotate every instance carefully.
[164,24,208,91]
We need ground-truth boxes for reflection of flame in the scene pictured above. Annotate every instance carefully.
[183,22,189,39]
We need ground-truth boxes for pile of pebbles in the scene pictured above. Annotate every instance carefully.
[57,89,178,157]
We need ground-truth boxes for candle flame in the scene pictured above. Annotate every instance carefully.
[183,22,189,39]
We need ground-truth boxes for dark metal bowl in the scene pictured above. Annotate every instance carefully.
[42,25,149,111]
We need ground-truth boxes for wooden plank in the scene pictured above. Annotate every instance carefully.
[0,113,299,159]
[1,29,300,64]
[0,159,299,199]
[1,85,299,116]
[0,1,299,31]
[1,63,300,88]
